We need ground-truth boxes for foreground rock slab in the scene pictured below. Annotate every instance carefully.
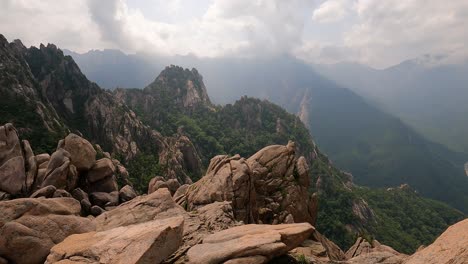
[186,222,314,264]
[46,216,184,264]
[0,198,95,264]
[404,219,468,264]
[95,188,186,231]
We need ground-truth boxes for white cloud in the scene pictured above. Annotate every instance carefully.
[312,0,348,23]
[85,0,314,57]
[0,0,106,52]
[344,0,468,67]
[0,0,467,67]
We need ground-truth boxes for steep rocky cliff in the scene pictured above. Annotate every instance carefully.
[0,35,201,184]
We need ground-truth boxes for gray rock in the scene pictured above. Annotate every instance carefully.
[90,205,105,216]
[71,188,89,202]
[80,198,92,214]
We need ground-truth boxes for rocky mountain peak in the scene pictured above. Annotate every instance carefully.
[146,65,211,108]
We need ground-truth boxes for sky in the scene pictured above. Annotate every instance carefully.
[0,0,467,68]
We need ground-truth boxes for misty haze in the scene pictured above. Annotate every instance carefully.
[0,1,467,263]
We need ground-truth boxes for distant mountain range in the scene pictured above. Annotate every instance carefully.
[314,57,468,154]
[64,49,468,213]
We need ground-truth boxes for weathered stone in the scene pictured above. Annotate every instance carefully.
[90,205,105,216]
[119,184,137,202]
[0,191,10,201]
[404,219,468,264]
[22,140,37,193]
[247,141,317,225]
[35,153,50,166]
[311,230,347,261]
[41,148,72,190]
[290,239,327,259]
[0,198,94,264]
[81,199,92,214]
[46,217,184,264]
[348,251,406,264]
[38,161,49,169]
[173,183,190,206]
[88,174,118,193]
[53,189,72,198]
[0,123,26,195]
[224,256,268,264]
[60,133,96,171]
[90,191,119,207]
[71,188,88,202]
[95,188,186,231]
[346,237,405,263]
[185,154,257,224]
[186,223,314,264]
[148,177,181,195]
[87,158,115,183]
[148,176,166,194]
[30,185,57,198]
[166,179,181,194]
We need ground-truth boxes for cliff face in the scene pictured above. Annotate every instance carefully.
[0,35,201,183]
[0,36,67,153]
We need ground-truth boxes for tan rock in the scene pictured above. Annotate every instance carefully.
[0,198,94,264]
[0,123,26,195]
[60,133,96,171]
[87,158,115,183]
[119,184,137,202]
[30,185,57,198]
[46,217,184,264]
[247,142,317,225]
[311,230,346,261]
[186,223,314,264]
[35,153,50,166]
[185,154,257,224]
[22,140,37,193]
[41,148,74,190]
[173,183,190,206]
[404,219,468,264]
[88,174,118,193]
[95,188,186,231]
[341,237,407,264]
[348,251,406,264]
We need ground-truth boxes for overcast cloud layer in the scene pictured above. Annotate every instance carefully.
[0,0,467,68]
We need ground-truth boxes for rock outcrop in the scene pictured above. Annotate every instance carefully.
[46,217,184,264]
[184,154,257,224]
[247,141,317,225]
[404,219,468,264]
[186,223,314,263]
[180,141,318,226]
